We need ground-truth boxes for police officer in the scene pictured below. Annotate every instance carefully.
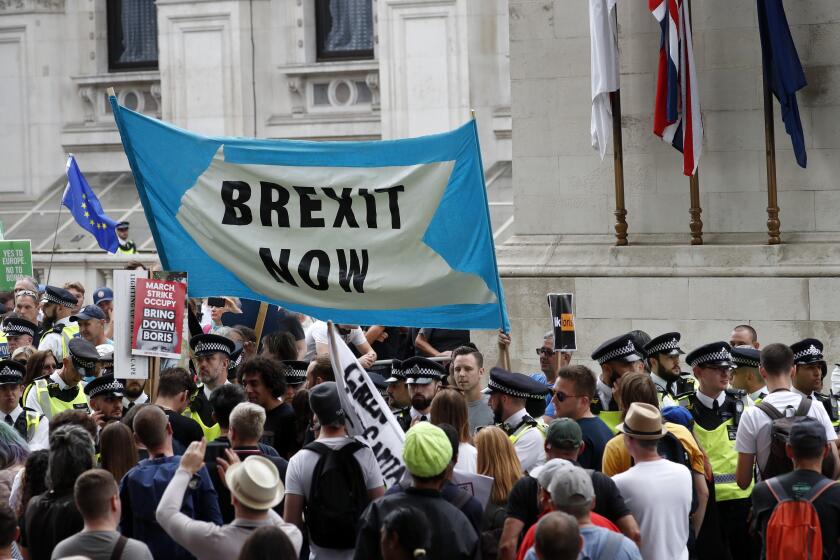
[115,221,137,254]
[283,360,309,398]
[3,317,38,357]
[482,367,549,473]
[403,357,446,425]
[84,374,125,427]
[680,342,754,559]
[187,333,234,441]
[227,342,244,383]
[730,347,767,403]
[590,334,644,433]
[25,337,95,420]
[384,360,412,432]
[643,332,695,406]
[791,338,839,434]
[0,360,47,448]
[37,286,80,362]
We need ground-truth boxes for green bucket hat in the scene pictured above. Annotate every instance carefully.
[403,422,453,478]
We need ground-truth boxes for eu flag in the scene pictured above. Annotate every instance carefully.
[758,0,807,168]
[63,155,120,253]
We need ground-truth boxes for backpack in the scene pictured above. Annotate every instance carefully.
[764,477,837,560]
[757,397,812,479]
[657,431,691,468]
[303,440,370,549]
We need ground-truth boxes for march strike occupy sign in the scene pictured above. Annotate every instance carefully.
[110,95,509,330]
[131,277,186,359]
[327,322,405,487]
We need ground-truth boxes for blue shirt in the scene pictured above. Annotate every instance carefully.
[530,372,556,417]
[577,416,614,472]
[525,525,641,560]
[119,455,222,560]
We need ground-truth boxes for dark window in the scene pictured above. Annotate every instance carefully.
[315,0,374,61]
[107,0,158,71]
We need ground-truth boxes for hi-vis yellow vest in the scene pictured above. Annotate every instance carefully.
[508,417,548,445]
[693,419,753,502]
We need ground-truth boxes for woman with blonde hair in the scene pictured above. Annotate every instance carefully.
[476,425,523,552]
[430,388,476,473]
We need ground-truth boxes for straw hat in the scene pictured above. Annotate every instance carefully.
[224,455,285,510]
[616,402,668,440]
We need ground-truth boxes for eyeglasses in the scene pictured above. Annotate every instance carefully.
[536,348,556,356]
[551,390,582,402]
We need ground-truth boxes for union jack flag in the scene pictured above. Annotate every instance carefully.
[650,0,702,176]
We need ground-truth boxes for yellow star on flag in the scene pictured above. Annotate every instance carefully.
[81,202,86,209]
[82,193,87,199]
[84,211,89,217]
[89,219,95,225]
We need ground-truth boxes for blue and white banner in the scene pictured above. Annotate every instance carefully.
[110,97,508,330]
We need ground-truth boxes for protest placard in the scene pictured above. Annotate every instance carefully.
[0,240,32,291]
[114,270,149,380]
[131,277,186,360]
[327,321,406,487]
[548,293,576,351]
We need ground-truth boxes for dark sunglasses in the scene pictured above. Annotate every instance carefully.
[551,390,582,402]
[536,347,556,356]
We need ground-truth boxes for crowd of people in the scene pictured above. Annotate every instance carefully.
[0,272,838,560]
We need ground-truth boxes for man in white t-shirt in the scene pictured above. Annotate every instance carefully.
[284,382,385,559]
[613,402,692,560]
[303,321,376,367]
[735,343,840,489]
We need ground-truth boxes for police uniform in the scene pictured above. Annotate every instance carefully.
[482,367,549,473]
[186,334,234,441]
[791,338,839,434]
[0,360,47,448]
[24,337,95,420]
[731,347,767,403]
[590,334,643,433]
[2,317,39,359]
[115,221,138,254]
[37,286,80,362]
[643,332,695,407]
[403,357,447,424]
[123,391,149,412]
[283,360,309,388]
[385,360,412,432]
[227,342,244,382]
[84,374,125,422]
[680,342,754,559]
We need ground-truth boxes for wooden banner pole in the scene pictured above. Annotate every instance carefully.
[762,66,781,244]
[253,302,269,346]
[610,90,629,246]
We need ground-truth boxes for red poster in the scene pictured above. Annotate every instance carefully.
[131,277,186,359]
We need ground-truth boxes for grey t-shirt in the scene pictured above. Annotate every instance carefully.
[285,436,384,560]
[468,397,494,433]
[52,531,153,560]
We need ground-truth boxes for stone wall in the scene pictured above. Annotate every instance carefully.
[509,0,840,237]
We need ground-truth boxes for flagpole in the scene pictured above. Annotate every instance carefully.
[686,0,703,246]
[610,8,628,247]
[762,64,781,245]
[610,90,628,246]
[46,157,69,286]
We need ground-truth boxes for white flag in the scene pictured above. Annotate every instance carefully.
[590,0,620,159]
[327,322,406,487]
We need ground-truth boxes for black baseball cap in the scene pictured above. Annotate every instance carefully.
[789,417,827,452]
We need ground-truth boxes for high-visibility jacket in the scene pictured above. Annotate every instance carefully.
[590,397,622,433]
[12,407,42,443]
[30,376,89,420]
[680,392,752,502]
[508,416,548,444]
[184,386,221,442]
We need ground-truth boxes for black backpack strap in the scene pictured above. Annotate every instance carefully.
[805,478,837,503]
[304,441,332,455]
[795,396,813,417]
[757,401,784,420]
[109,535,128,560]
[765,477,788,503]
